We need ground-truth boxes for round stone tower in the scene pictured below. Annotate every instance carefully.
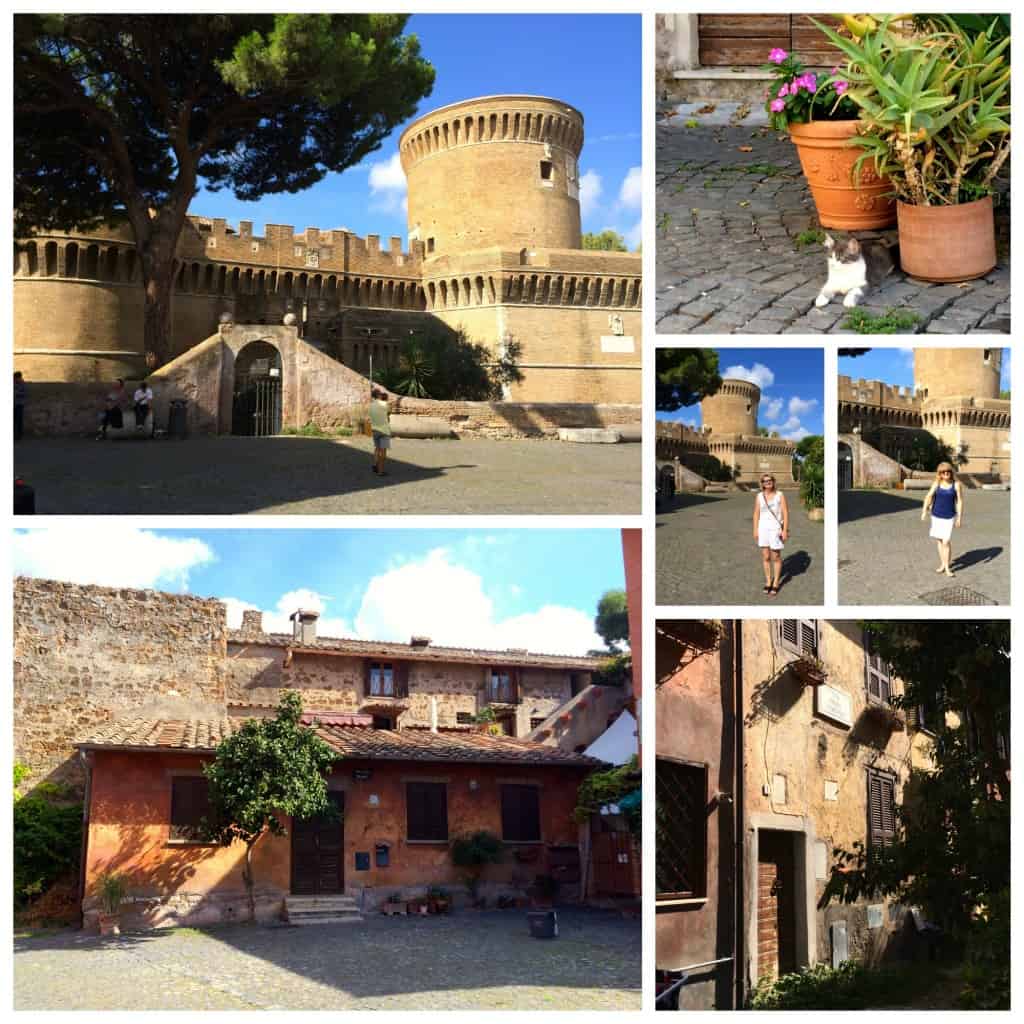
[701,378,760,435]
[399,95,584,256]
[914,347,1002,400]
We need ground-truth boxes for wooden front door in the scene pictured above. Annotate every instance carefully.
[291,792,344,895]
[757,831,797,981]
[698,15,843,67]
[592,831,636,896]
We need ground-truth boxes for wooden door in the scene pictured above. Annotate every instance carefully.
[291,792,344,895]
[757,831,797,981]
[592,831,636,896]
[698,15,843,67]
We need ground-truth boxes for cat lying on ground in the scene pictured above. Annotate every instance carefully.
[814,233,895,308]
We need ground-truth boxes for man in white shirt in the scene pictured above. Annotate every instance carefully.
[133,380,154,431]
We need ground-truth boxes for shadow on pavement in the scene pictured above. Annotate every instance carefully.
[838,489,921,525]
[661,492,730,512]
[952,546,1003,570]
[778,550,812,590]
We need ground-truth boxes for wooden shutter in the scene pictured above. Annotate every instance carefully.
[363,659,372,697]
[170,776,211,840]
[797,620,818,656]
[501,784,541,842]
[395,661,409,698]
[867,770,896,849]
[406,781,448,841]
[511,667,521,704]
[780,620,799,651]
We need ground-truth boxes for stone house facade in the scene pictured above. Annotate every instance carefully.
[656,619,935,1009]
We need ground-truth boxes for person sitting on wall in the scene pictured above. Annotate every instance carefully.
[132,380,154,433]
[96,378,127,440]
[369,386,392,476]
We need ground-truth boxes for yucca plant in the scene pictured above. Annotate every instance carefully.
[813,15,1010,205]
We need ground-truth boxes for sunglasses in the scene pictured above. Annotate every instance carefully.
[761,479,774,485]
[940,470,953,475]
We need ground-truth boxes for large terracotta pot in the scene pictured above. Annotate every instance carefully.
[788,120,896,230]
[897,197,996,282]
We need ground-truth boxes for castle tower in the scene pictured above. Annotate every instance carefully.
[399,95,584,256]
[701,378,760,436]
[914,347,1002,399]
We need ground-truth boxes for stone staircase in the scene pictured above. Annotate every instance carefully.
[285,894,364,927]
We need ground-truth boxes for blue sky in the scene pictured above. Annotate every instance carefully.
[658,348,824,441]
[189,15,642,248]
[839,347,1011,391]
[12,528,626,655]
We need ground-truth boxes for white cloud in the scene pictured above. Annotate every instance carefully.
[13,528,215,592]
[781,425,811,441]
[762,397,784,422]
[624,219,642,250]
[723,362,775,390]
[367,152,407,214]
[788,396,819,417]
[579,169,603,217]
[619,166,642,209]
[778,415,802,432]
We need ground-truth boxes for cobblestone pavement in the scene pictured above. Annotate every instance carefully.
[839,489,1010,605]
[14,908,640,1011]
[13,435,640,515]
[657,490,824,605]
[656,103,1011,335]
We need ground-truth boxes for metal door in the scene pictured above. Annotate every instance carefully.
[838,443,854,490]
[291,792,344,895]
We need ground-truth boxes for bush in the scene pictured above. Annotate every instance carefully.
[451,830,504,898]
[795,435,824,511]
[573,755,640,836]
[958,888,1010,1009]
[750,961,936,1010]
[591,652,631,688]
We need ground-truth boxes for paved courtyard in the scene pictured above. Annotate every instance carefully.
[839,489,1010,605]
[13,435,640,515]
[656,103,1011,335]
[657,490,824,605]
[14,908,640,1011]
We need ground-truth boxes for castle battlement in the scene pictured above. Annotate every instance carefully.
[839,375,920,409]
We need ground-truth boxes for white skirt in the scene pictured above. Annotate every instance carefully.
[929,515,955,541]
[758,524,784,550]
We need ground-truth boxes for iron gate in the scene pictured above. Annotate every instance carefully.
[838,445,854,490]
[233,375,282,436]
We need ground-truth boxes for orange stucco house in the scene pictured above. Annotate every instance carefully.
[78,711,599,930]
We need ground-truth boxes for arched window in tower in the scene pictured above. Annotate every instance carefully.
[45,241,59,277]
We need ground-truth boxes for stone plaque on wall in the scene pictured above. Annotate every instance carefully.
[600,335,635,354]
[816,683,853,728]
[830,921,848,967]
[867,904,885,929]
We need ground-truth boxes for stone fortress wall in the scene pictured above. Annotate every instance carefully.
[14,94,641,406]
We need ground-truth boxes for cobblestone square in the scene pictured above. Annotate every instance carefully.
[13,435,640,515]
[14,908,640,1011]
[838,489,1010,605]
[656,103,1011,336]
[657,490,824,605]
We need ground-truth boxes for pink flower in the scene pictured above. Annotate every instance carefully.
[801,73,818,92]
[769,48,788,64]
[777,83,789,98]
[770,98,786,113]
[834,80,849,95]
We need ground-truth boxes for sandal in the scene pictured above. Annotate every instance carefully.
[762,584,772,594]
[768,586,779,596]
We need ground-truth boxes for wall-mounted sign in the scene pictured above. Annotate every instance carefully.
[600,335,635,354]
[816,684,853,728]
[353,768,372,781]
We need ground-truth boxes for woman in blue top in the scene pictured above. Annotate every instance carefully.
[920,461,963,577]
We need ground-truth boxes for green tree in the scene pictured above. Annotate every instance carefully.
[582,229,627,251]
[594,589,629,653]
[14,14,434,366]
[200,691,337,922]
[820,621,1009,1004]
[656,348,722,412]
[795,434,824,510]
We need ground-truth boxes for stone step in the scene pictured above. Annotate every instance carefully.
[288,913,364,927]
[287,897,359,911]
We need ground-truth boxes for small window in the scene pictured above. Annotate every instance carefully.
[372,715,394,731]
[426,238,435,254]
[305,249,319,268]
[501,784,541,842]
[864,632,892,704]
[983,348,992,363]
[779,620,818,657]
[656,758,707,900]
[866,768,896,851]
[456,712,475,725]
[170,776,212,842]
[488,668,518,704]
[530,717,547,732]
[539,160,553,181]
[914,687,941,733]
[406,781,448,841]
[251,242,259,255]
[293,245,304,257]
[369,661,395,697]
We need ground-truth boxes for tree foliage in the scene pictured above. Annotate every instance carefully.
[819,621,1009,978]
[200,691,337,920]
[14,15,435,365]
[573,755,640,835]
[582,230,627,252]
[594,589,629,653]
[656,348,722,412]
[795,434,824,510]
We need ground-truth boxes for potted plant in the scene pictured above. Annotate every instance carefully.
[763,42,896,229]
[863,700,907,732]
[427,885,450,915]
[96,872,128,936]
[790,653,828,687]
[451,830,504,908]
[383,892,407,916]
[815,15,1010,281]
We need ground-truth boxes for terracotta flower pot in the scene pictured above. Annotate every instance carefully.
[788,120,896,230]
[897,197,996,283]
[98,912,121,936]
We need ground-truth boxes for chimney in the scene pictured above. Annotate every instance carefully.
[290,608,320,645]
[410,636,432,648]
[240,609,263,635]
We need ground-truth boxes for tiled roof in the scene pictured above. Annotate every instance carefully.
[228,630,604,670]
[78,715,603,767]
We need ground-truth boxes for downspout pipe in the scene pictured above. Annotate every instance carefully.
[77,749,94,928]
[733,620,746,1010]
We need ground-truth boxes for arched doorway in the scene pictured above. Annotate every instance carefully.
[838,441,854,490]
[232,340,282,436]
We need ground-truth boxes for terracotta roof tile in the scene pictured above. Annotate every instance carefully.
[80,714,242,752]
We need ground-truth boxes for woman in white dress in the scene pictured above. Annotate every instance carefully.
[920,461,963,577]
[752,474,789,596]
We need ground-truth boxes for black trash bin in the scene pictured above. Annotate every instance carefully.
[168,399,188,439]
[14,478,35,515]
[527,910,558,939]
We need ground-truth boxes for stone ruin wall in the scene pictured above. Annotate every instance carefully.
[13,577,228,795]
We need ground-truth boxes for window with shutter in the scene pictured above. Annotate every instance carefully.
[406,781,448,841]
[394,661,410,698]
[864,633,892,703]
[170,776,213,841]
[656,757,707,900]
[488,668,517,703]
[779,620,817,657]
[501,784,541,842]
[866,768,896,850]
[369,661,395,697]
